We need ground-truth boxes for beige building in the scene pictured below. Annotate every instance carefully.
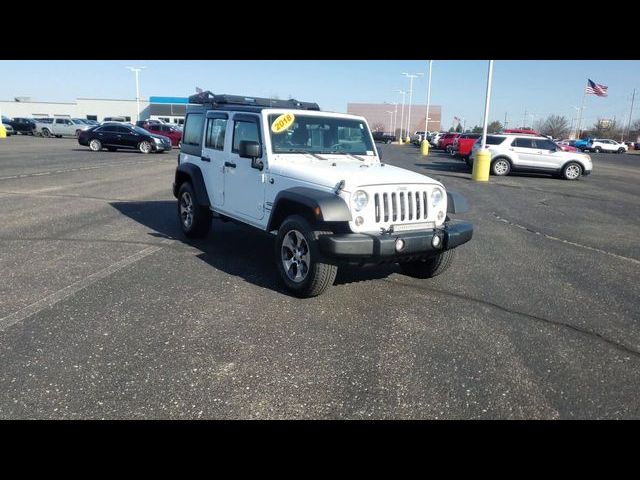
[347,103,442,137]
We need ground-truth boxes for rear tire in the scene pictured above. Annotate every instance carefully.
[42,128,51,138]
[275,215,337,298]
[491,158,511,176]
[177,182,211,238]
[400,250,456,279]
[618,148,625,153]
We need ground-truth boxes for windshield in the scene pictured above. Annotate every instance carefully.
[269,113,375,155]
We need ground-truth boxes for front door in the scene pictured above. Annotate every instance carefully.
[200,113,229,208]
[223,114,266,222]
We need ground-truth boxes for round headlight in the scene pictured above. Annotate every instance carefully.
[352,190,369,211]
[431,188,444,208]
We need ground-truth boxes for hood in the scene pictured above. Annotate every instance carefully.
[269,154,442,192]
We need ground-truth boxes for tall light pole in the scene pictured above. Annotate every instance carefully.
[473,60,494,182]
[397,90,407,143]
[402,72,423,141]
[384,101,398,138]
[126,66,146,123]
[424,60,433,137]
[624,88,636,143]
[386,110,394,134]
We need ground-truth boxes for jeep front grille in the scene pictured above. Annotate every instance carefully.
[373,190,428,223]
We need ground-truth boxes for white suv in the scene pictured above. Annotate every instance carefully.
[584,139,628,154]
[173,91,473,297]
[470,134,593,180]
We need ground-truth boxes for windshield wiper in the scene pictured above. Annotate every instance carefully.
[280,149,326,161]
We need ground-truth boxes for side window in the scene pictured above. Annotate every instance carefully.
[182,113,204,146]
[232,120,260,153]
[514,137,535,148]
[536,139,556,150]
[205,118,227,151]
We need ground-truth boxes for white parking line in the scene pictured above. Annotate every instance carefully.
[0,243,166,332]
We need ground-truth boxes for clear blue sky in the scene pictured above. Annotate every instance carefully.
[1,60,638,129]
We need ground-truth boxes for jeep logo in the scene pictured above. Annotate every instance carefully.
[397,186,407,191]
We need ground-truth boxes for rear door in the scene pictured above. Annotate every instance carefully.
[200,112,229,207]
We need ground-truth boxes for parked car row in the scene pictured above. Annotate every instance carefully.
[78,122,173,153]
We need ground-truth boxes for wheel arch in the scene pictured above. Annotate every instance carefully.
[561,158,587,173]
[267,187,352,232]
[173,162,210,207]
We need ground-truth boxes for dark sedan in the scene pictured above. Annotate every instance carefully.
[78,123,172,153]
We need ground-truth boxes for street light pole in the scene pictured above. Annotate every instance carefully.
[126,66,146,123]
[402,72,423,142]
[397,90,407,144]
[424,60,433,135]
[386,111,394,134]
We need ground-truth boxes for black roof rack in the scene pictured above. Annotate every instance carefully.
[188,91,320,111]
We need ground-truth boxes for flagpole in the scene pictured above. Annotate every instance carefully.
[576,84,587,139]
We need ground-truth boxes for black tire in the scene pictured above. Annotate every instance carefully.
[42,128,51,138]
[55,135,62,138]
[618,148,625,154]
[400,249,456,279]
[75,130,82,137]
[491,157,511,176]
[275,215,337,298]
[386,139,391,144]
[562,161,582,181]
[594,147,602,153]
[138,140,152,154]
[177,182,211,238]
[89,139,102,151]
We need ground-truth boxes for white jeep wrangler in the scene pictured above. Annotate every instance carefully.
[173,92,473,297]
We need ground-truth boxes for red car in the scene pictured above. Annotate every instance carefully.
[503,128,540,135]
[437,133,461,152]
[138,121,182,147]
[452,133,481,159]
[555,141,578,152]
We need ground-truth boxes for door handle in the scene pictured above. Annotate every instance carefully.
[201,156,211,162]
[225,161,236,168]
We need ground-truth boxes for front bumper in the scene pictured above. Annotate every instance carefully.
[152,142,171,152]
[319,221,473,261]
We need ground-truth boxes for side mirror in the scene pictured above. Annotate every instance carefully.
[239,140,263,170]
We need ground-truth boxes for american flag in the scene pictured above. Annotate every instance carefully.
[585,79,608,97]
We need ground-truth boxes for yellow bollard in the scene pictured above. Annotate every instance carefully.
[472,149,490,182]
[0,124,6,139]
[397,136,403,145]
[420,139,429,156]
[405,136,411,144]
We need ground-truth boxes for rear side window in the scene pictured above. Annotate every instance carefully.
[183,113,204,146]
[205,118,227,151]
[485,135,506,145]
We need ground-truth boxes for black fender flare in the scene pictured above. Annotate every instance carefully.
[267,187,352,231]
[446,191,469,214]
[173,162,210,207]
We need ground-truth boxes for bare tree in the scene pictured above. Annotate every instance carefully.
[592,118,622,139]
[487,121,503,133]
[372,122,385,132]
[538,115,570,139]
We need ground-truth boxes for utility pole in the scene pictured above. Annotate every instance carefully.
[504,112,508,129]
[523,108,527,129]
[397,90,407,143]
[624,88,636,143]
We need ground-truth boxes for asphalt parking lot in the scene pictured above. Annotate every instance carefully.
[1,135,639,419]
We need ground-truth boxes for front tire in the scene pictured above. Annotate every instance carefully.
[562,161,582,180]
[275,215,337,298]
[42,128,51,138]
[400,249,456,279]
[177,182,211,238]
[89,139,102,151]
[618,148,625,154]
[594,147,602,153]
[138,141,152,154]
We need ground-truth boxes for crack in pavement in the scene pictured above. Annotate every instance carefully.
[384,278,640,359]
[492,212,640,265]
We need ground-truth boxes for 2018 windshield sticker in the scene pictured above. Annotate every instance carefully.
[271,113,295,134]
